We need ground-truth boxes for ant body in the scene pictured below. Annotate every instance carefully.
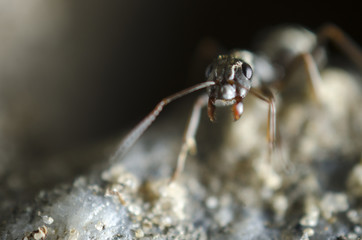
[111,24,362,182]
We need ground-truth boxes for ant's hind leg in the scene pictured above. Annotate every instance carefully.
[315,24,362,70]
[170,94,209,183]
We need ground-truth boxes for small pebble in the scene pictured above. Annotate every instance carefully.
[347,232,358,240]
[33,231,45,240]
[300,232,309,240]
[354,225,362,234]
[68,228,79,240]
[142,219,153,233]
[161,216,173,227]
[134,229,144,238]
[128,204,141,216]
[347,210,360,224]
[272,195,288,217]
[73,177,87,188]
[205,196,218,209]
[95,222,105,231]
[320,192,348,219]
[300,211,319,227]
[303,228,314,237]
[215,207,233,227]
[42,215,54,225]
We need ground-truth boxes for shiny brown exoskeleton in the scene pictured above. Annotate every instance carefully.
[111,24,362,182]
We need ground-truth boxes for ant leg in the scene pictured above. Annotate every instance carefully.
[110,81,215,163]
[249,87,276,156]
[250,87,290,171]
[315,24,362,70]
[170,94,209,183]
[283,53,323,103]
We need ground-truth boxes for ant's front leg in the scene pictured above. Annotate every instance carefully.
[170,94,209,183]
[249,87,277,158]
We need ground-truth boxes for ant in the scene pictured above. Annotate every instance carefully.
[110,24,362,182]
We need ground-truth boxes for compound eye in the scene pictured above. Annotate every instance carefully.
[241,63,253,80]
[205,63,214,78]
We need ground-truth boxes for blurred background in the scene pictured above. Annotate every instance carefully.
[0,0,361,221]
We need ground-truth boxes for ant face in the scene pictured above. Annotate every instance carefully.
[205,55,253,121]
[205,55,253,105]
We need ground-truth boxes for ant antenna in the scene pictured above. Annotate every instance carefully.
[109,81,215,163]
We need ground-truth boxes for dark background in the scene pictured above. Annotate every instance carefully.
[0,0,361,214]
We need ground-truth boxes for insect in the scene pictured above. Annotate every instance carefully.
[110,24,362,182]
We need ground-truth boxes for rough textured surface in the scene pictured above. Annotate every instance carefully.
[1,67,362,239]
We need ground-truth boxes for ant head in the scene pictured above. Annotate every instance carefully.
[205,54,253,121]
[205,55,253,104]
